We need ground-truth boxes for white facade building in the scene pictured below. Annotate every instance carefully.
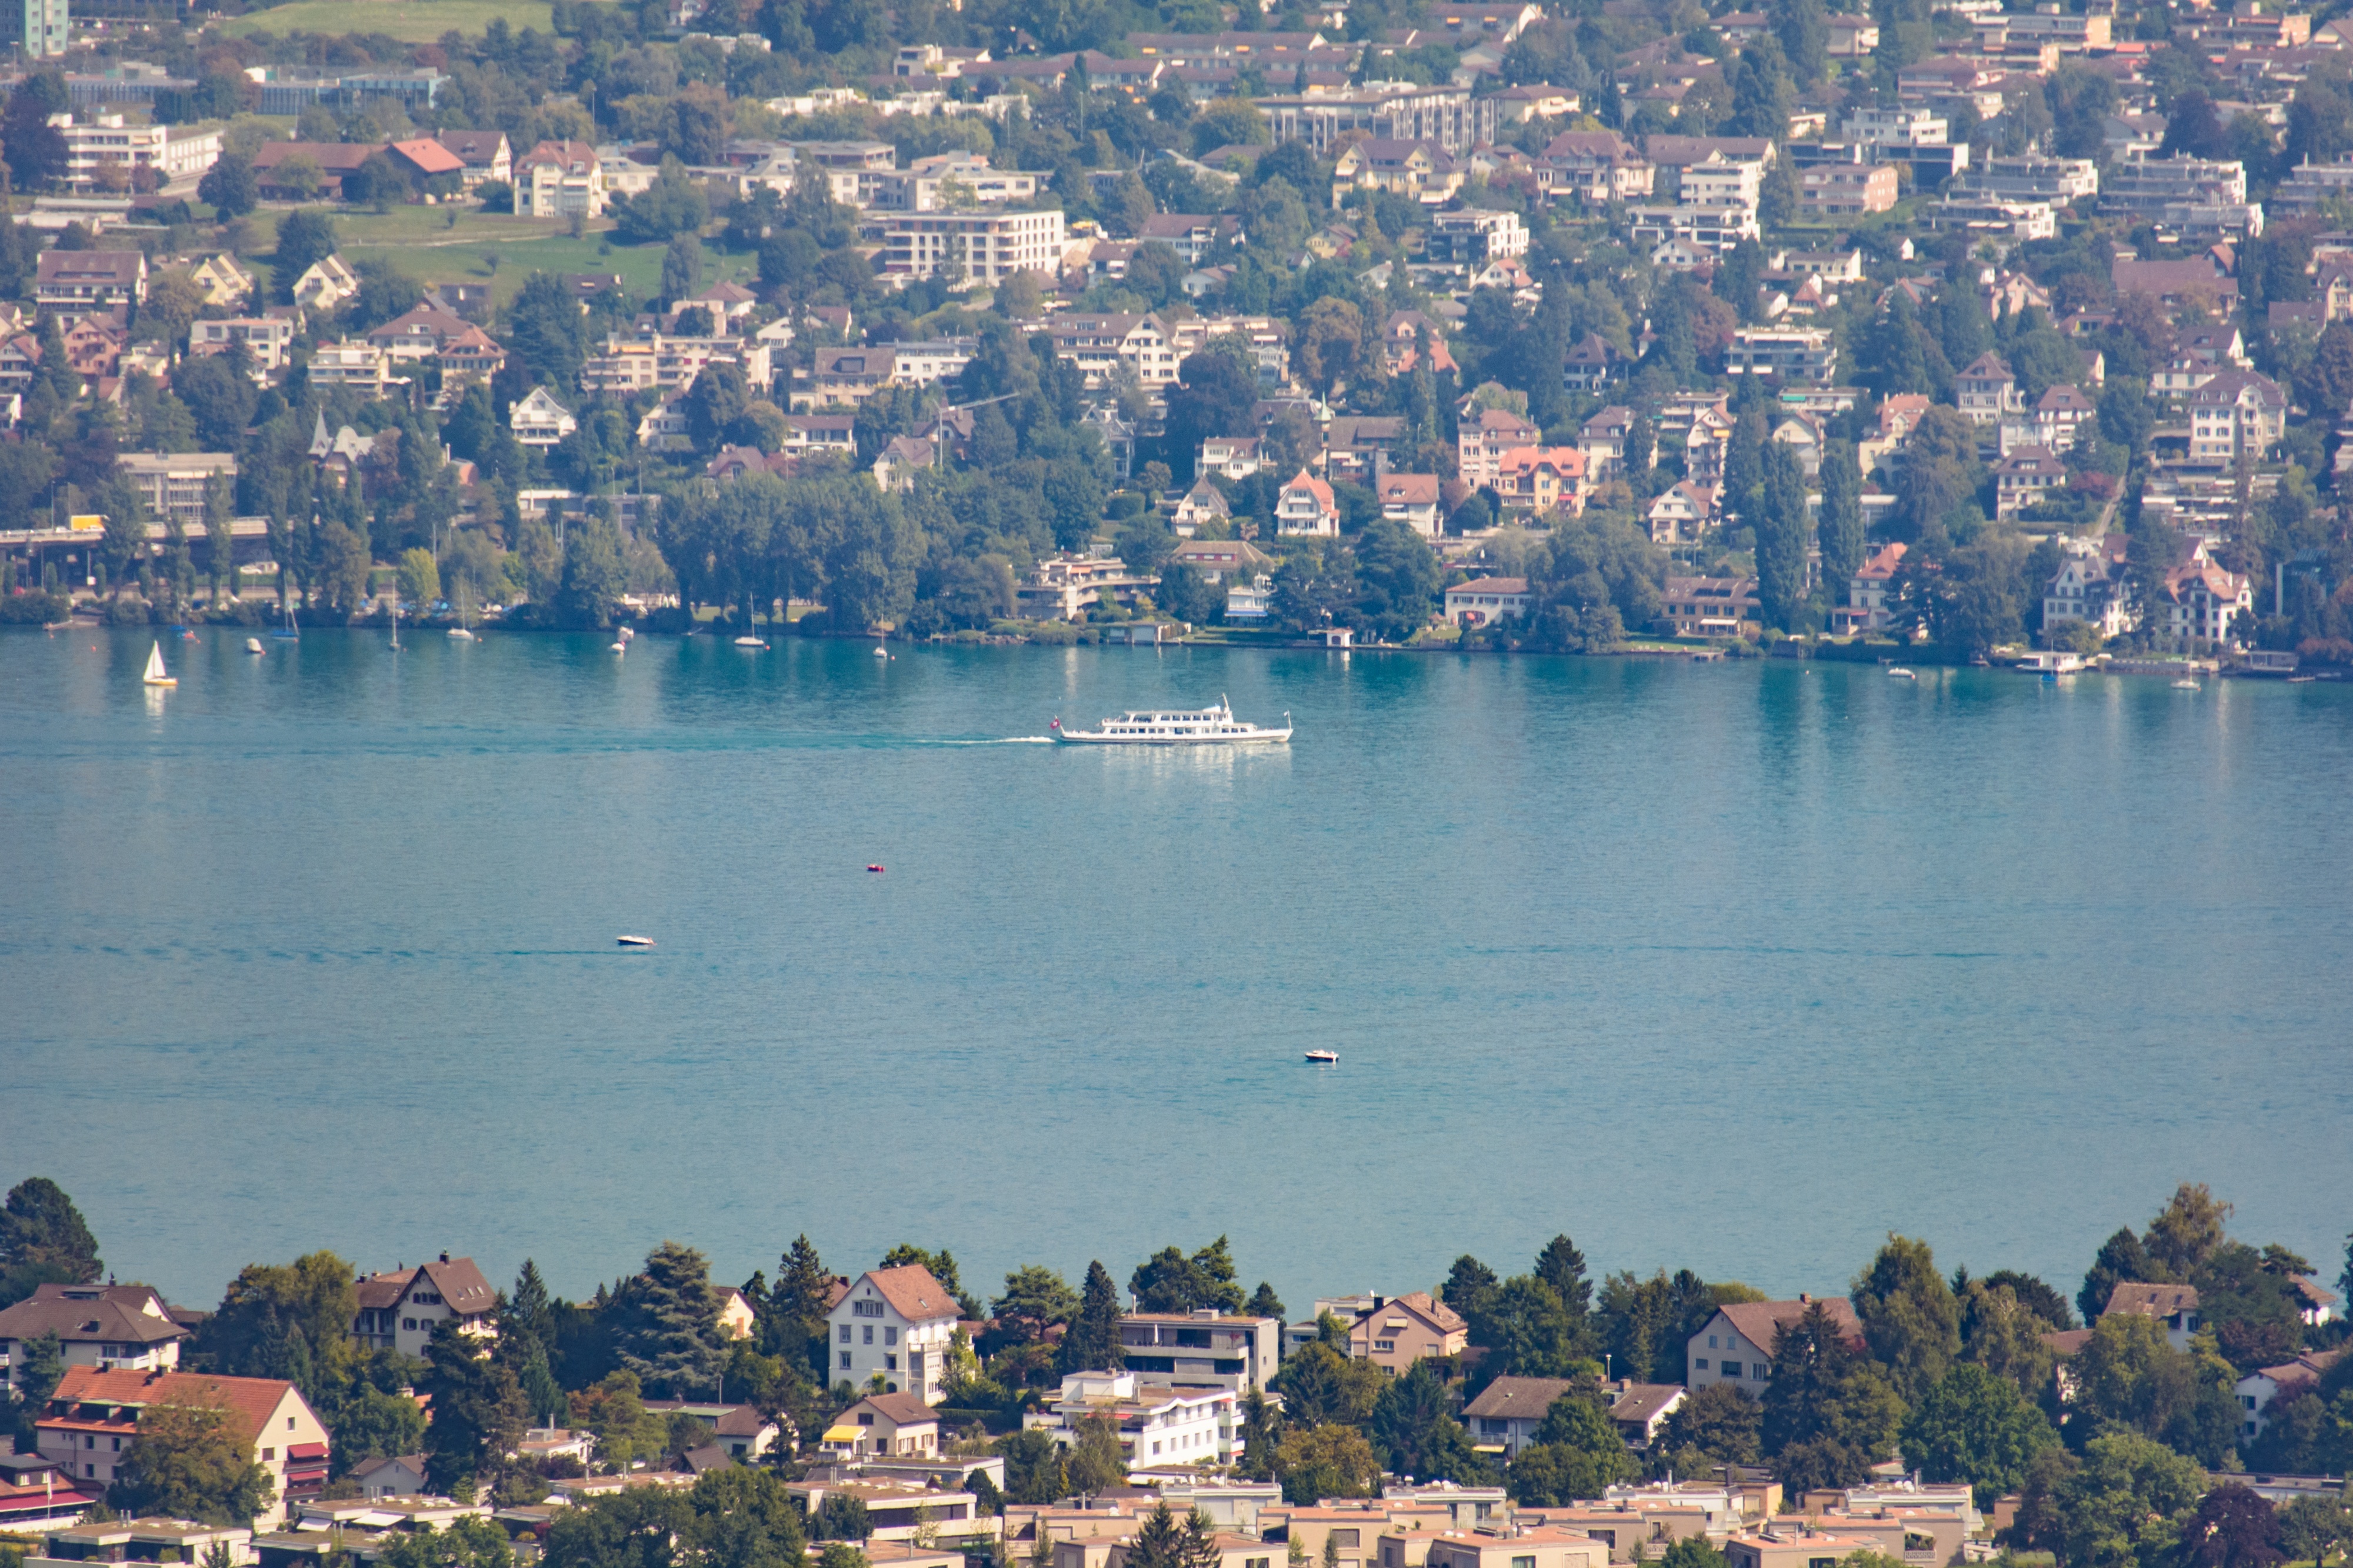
[824,1265,962,1404]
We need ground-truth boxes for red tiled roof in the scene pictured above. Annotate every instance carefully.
[48,1367,301,1448]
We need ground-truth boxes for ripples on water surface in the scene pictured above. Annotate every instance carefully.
[5,628,2350,1303]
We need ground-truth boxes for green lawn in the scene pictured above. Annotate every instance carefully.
[221,0,554,38]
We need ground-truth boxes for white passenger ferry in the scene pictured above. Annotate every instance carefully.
[1051,696,1291,745]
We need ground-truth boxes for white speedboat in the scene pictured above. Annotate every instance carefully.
[1052,696,1290,745]
[245,637,265,655]
[616,935,655,948]
[1305,1049,1338,1064]
[1887,667,1917,680]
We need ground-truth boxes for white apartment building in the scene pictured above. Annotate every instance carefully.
[1677,154,1764,209]
[1022,1370,1237,1467]
[51,114,219,192]
[825,1265,962,1403]
[1841,106,1948,146]
[881,208,1066,283]
[1722,327,1836,382]
[38,1368,329,1526]
[510,386,577,447]
[1627,203,1759,253]
[515,139,605,218]
[1040,312,1181,387]
[1118,1310,1282,1392]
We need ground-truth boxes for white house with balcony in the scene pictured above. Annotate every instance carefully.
[824,1265,962,1404]
[1022,1370,1237,1468]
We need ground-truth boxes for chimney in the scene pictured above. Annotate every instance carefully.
[1798,1293,1811,1305]
[439,1252,451,1264]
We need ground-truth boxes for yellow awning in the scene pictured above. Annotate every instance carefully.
[822,1424,861,1443]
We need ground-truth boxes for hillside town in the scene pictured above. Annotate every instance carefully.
[0,1180,2348,1568]
[1,0,2352,663]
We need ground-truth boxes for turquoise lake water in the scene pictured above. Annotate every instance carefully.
[4,626,2350,1312]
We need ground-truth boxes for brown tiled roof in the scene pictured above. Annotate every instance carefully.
[858,1265,958,1323]
[2102,1282,2199,1319]
[849,1392,938,1425]
[435,129,508,165]
[48,1367,301,1448]
[1715,1296,1863,1353]
[0,1285,189,1346]
[1609,1382,1685,1424]
[1461,1374,1577,1420]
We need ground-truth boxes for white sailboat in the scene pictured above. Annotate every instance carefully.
[142,640,176,688]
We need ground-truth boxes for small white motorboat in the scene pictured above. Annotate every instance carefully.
[245,638,265,655]
[1887,667,1917,680]
[616,935,656,948]
[2172,678,2201,690]
[142,641,176,688]
[1305,1049,1338,1064]
[448,627,476,640]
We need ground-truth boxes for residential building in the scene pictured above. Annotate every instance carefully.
[306,340,408,395]
[1646,481,1714,544]
[510,387,578,447]
[1955,352,2024,424]
[1168,540,1273,589]
[1725,1527,1895,1568]
[1625,204,1759,253]
[1277,469,1341,536]
[434,129,512,188]
[1606,1382,1687,1448]
[1016,553,1155,620]
[2099,154,2247,217]
[2042,544,2131,641]
[1799,165,1897,216]
[1579,406,1638,480]
[880,208,1067,283]
[1324,415,1411,483]
[821,1392,939,1459]
[2187,370,2288,462]
[1442,576,1531,628]
[1137,213,1245,264]
[2235,1347,2348,1440]
[1172,481,1232,536]
[1687,1297,1862,1392]
[582,333,771,398]
[4,0,66,56]
[38,1367,328,1526]
[1458,406,1540,487]
[1835,541,1908,633]
[515,141,606,218]
[35,250,146,312]
[0,1452,93,1529]
[1199,437,1265,480]
[349,1255,498,1359]
[1460,1374,1578,1456]
[1424,1526,1609,1568]
[2035,383,2097,450]
[1992,445,2067,517]
[35,1520,252,1566]
[1723,328,1835,383]
[1535,129,1654,202]
[785,1478,978,1543]
[1332,139,1464,205]
[1424,208,1528,263]
[2154,558,2252,650]
[292,256,361,315]
[367,305,481,362]
[116,453,238,528]
[1562,333,1626,392]
[1345,1292,1467,1369]
[186,254,256,308]
[1377,474,1445,539]
[1039,312,1181,388]
[1022,1370,1237,1467]
[1675,152,1765,210]
[1257,84,1489,156]
[825,1265,962,1403]
[0,1283,188,1393]
[1115,1311,1279,1395]
[1494,446,1585,516]
[1841,106,1948,146]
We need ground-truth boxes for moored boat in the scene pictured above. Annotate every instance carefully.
[1305,1049,1338,1063]
[142,641,176,688]
[1052,696,1290,745]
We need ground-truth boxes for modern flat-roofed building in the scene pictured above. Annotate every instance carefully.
[879,207,1066,283]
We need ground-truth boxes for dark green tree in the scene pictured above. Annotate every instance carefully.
[1761,1300,1904,1491]
[271,211,337,303]
[1819,441,1865,608]
[197,154,258,219]
[0,1177,101,1306]
[110,1400,275,1524]
[1060,1260,1125,1375]
[2079,1227,2161,1326]
[1755,441,1812,631]
[612,1241,724,1398]
[422,1318,530,1494]
[1854,1234,1962,1403]
[1899,1363,2058,1507]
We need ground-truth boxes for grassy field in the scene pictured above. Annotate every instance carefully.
[221,0,555,39]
